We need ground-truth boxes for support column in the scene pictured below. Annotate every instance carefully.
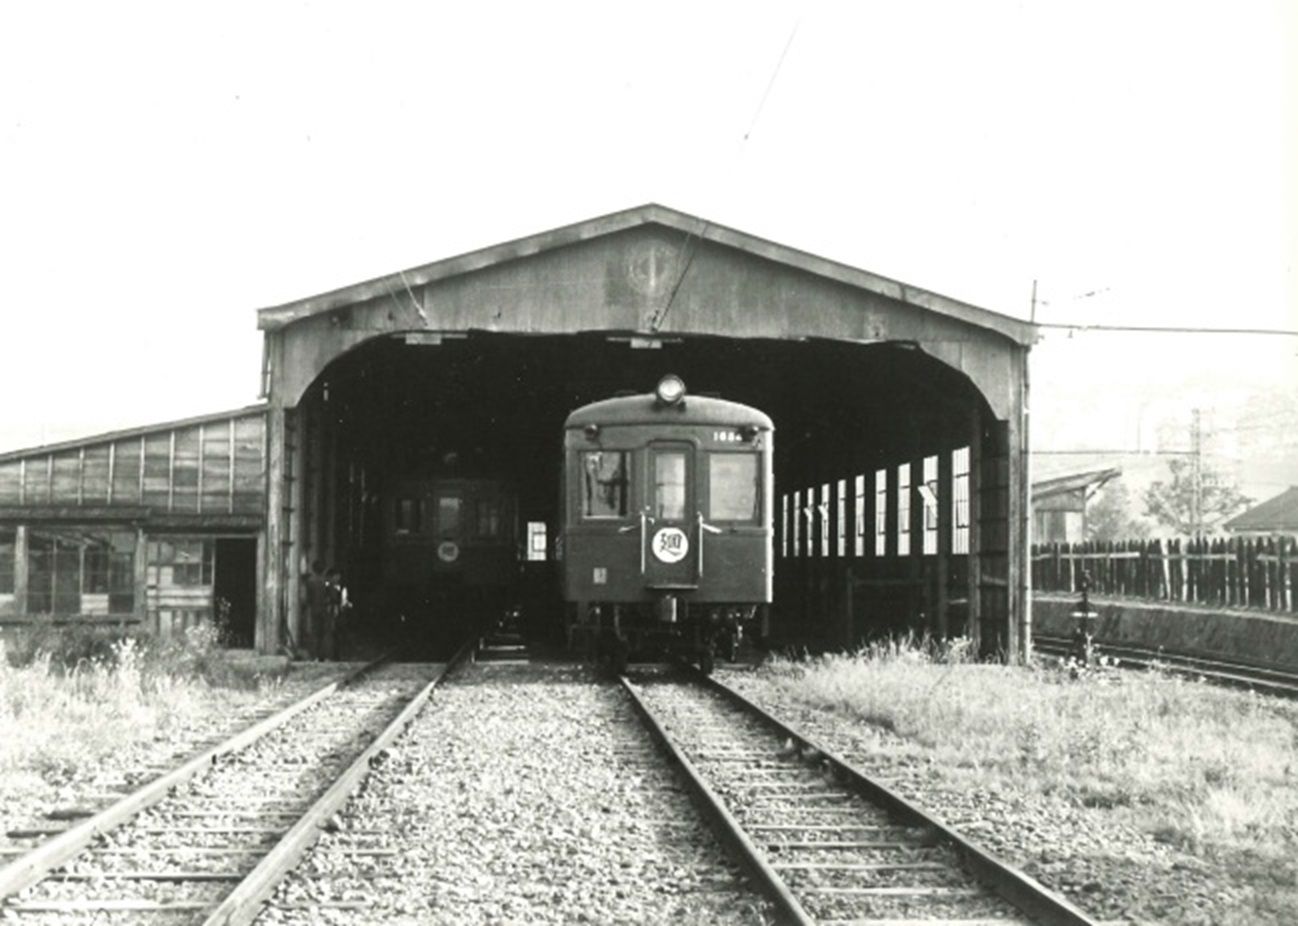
[966,409,982,652]
[1009,349,1031,662]
[936,448,952,639]
[260,405,286,655]
[14,524,28,617]
[286,407,306,652]
[908,453,924,635]
[133,527,148,630]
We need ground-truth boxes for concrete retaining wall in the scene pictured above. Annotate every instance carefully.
[1033,593,1298,671]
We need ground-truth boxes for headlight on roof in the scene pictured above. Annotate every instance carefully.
[655,374,686,406]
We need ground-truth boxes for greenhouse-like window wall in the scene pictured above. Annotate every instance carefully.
[0,527,138,618]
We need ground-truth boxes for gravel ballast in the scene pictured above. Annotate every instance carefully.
[258,662,772,925]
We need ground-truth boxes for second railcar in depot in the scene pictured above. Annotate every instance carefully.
[379,476,518,648]
[561,375,773,672]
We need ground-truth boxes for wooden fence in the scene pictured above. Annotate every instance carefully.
[1031,536,1298,614]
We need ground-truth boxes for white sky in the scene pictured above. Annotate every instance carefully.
[3,1,1296,472]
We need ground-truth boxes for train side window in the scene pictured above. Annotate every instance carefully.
[476,499,501,538]
[395,498,421,534]
[582,451,629,518]
[654,451,687,521]
[526,521,548,561]
[708,453,758,521]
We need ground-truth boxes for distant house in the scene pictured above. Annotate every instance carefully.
[1032,467,1122,543]
[1223,486,1298,536]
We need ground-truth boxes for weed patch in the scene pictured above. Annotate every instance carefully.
[758,639,1298,857]
[0,627,280,791]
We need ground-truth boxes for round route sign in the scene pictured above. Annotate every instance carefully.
[651,527,690,564]
[437,541,461,563]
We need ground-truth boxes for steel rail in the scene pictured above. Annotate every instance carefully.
[618,674,814,926]
[202,635,479,926]
[1033,634,1298,697]
[690,667,1099,926]
[0,654,392,901]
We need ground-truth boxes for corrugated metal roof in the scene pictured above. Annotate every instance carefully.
[255,204,1036,346]
[1031,467,1122,501]
[0,405,267,464]
[1223,486,1298,532]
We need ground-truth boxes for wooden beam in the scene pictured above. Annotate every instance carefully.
[13,525,28,618]
[228,421,236,514]
[167,431,176,512]
[197,424,205,514]
[260,406,286,655]
[134,528,148,626]
[106,442,116,505]
[1011,351,1030,661]
[937,446,952,638]
[967,407,982,651]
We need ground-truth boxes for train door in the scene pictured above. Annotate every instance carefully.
[644,444,696,590]
[431,486,464,572]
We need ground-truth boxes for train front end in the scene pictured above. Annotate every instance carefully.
[561,376,773,672]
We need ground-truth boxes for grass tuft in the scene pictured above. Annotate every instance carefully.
[759,638,1298,855]
[0,626,280,791]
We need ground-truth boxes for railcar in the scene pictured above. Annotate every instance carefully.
[379,476,518,644]
[561,375,774,672]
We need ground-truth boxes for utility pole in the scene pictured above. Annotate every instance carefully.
[1190,408,1202,536]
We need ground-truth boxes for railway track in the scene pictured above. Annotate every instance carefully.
[0,642,474,925]
[622,666,1099,926]
[1033,634,1298,697]
[247,659,771,924]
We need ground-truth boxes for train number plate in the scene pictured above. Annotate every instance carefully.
[652,527,690,564]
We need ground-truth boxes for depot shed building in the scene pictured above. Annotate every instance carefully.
[0,206,1036,658]
[255,205,1036,658]
[0,407,266,644]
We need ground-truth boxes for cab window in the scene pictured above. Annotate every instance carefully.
[437,495,462,536]
[583,451,628,518]
[395,498,421,534]
[654,451,687,520]
[709,453,759,521]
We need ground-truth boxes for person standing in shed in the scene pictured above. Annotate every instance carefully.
[303,560,329,660]
[324,566,349,660]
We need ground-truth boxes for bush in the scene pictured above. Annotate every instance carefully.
[3,621,257,687]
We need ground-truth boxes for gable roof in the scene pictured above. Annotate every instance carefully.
[1223,486,1298,533]
[1031,467,1122,502]
[256,204,1035,345]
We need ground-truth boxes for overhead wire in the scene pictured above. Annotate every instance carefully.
[1036,321,1298,336]
[649,18,801,333]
